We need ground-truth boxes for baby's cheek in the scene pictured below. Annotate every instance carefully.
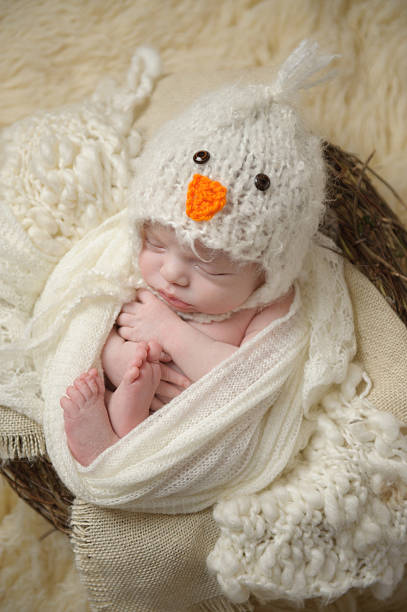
[204,282,234,306]
[138,250,147,272]
[225,278,258,307]
[138,250,156,282]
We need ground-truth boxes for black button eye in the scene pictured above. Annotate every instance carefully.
[254,173,270,191]
[193,150,210,164]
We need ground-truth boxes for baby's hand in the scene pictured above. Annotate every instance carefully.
[117,290,178,344]
[151,363,191,411]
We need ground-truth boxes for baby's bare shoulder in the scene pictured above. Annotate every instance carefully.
[242,288,295,344]
[243,304,279,336]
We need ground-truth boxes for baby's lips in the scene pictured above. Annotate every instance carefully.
[186,174,227,221]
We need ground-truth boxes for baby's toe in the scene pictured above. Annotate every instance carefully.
[124,364,140,384]
[85,376,98,395]
[74,377,94,401]
[66,384,85,405]
[60,395,78,417]
[94,372,105,395]
[147,340,162,363]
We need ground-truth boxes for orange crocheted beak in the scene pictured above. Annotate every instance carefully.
[186,174,227,221]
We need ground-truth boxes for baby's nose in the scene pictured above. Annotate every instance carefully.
[160,258,189,286]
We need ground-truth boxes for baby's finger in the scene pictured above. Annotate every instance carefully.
[117,326,137,341]
[160,364,190,388]
[117,312,137,326]
[121,301,139,313]
[150,396,164,412]
[137,289,154,303]
[156,380,184,400]
[160,351,172,362]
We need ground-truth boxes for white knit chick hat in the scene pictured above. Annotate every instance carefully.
[129,41,337,316]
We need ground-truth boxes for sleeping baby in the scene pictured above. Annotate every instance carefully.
[61,216,295,466]
[60,42,326,468]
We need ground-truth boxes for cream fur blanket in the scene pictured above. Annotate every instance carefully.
[1,1,407,611]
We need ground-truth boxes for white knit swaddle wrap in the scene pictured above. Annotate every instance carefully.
[29,41,352,514]
[31,214,355,514]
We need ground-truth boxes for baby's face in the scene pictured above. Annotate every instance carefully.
[138,224,263,315]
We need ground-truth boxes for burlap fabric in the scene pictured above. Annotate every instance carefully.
[346,264,407,422]
[0,408,45,461]
[66,261,407,612]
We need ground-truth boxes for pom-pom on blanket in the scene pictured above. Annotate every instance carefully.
[1,41,407,606]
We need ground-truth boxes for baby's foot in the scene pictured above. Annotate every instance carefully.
[107,341,162,437]
[61,369,119,467]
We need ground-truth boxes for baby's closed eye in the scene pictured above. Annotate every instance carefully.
[145,236,165,250]
[193,262,234,277]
